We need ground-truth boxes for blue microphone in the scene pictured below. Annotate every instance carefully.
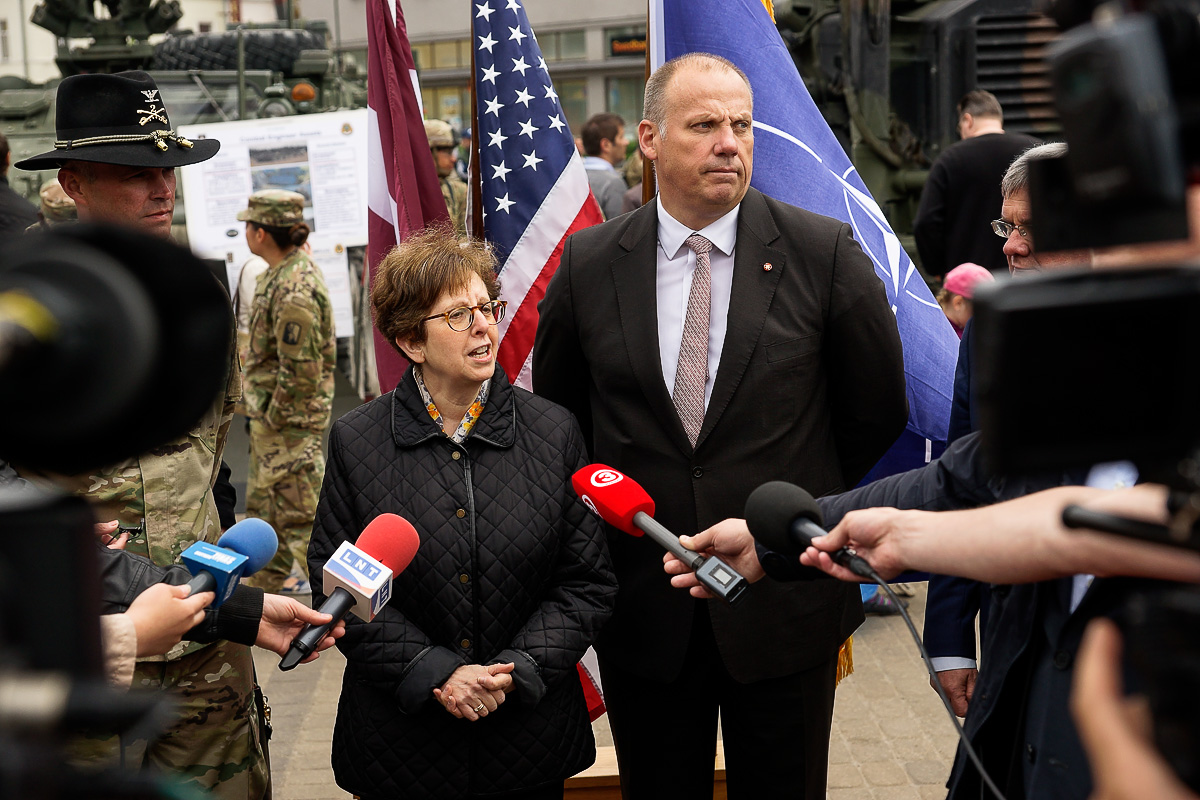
[181,518,277,607]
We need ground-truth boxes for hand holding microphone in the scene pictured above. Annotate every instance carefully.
[279,513,420,671]
[571,465,749,606]
[747,481,881,582]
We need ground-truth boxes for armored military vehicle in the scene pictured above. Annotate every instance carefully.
[774,0,1060,266]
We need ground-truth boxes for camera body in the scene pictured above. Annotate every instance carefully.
[1029,0,1200,251]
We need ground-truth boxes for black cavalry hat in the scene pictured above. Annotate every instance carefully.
[15,71,220,171]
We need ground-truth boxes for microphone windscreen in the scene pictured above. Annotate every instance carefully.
[356,513,421,575]
[571,464,655,537]
[745,481,823,557]
[217,517,278,575]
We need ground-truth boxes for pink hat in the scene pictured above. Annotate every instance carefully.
[943,263,994,299]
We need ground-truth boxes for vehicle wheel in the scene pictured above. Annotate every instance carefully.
[152,29,326,76]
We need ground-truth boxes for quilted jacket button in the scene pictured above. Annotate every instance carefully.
[459,573,470,584]
[451,451,461,460]
[456,508,466,518]
[460,638,471,649]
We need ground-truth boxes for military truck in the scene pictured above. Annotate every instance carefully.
[0,0,366,236]
[774,0,1061,268]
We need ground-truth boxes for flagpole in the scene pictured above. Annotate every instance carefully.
[469,13,484,240]
[641,0,655,205]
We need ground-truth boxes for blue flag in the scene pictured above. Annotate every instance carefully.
[652,0,958,465]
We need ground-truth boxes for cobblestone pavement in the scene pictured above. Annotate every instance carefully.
[251,583,960,799]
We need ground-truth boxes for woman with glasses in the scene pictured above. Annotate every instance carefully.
[309,226,616,800]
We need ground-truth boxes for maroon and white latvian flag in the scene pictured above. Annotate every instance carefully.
[367,0,450,393]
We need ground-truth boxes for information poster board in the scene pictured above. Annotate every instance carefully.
[179,109,369,337]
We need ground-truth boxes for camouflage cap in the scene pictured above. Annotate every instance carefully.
[39,180,77,223]
[236,190,306,227]
[424,119,457,149]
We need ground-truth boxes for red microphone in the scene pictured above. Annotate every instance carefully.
[572,465,748,606]
[279,514,421,670]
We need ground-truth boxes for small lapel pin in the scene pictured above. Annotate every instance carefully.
[762,262,773,272]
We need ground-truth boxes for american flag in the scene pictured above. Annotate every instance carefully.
[472,0,604,389]
[367,0,449,393]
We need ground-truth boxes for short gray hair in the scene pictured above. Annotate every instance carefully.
[1001,141,1067,199]
[642,53,752,140]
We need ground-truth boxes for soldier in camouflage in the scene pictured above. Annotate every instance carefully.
[238,189,337,595]
[13,71,267,799]
[425,118,468,235]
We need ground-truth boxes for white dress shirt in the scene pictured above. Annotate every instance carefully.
[655,198,740,409]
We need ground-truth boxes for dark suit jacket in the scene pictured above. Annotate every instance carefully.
[925,319,987,662]
[532,187,908,683]
[946,577,1177,800]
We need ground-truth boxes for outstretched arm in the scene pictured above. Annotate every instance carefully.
[800,484,1200,584]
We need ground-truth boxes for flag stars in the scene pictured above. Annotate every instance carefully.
[477,32,497,53]
[505,0,521,11]
[511,56,531,76]
[491,161,512,181]
[543,84,558,102]
[547,114,565,133]
[518,119,539,138]
[522,150,543,171]
[475,1,494,21]
[484,96,504,117]
[488,129,508,148]
[481,64,500,84]
[495,193,516,214]
[538,56,548,72]
[514,87,534,108]
[508,26,527,44]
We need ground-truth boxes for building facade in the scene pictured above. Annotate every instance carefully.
[1,0,646,141]
[305,0,647,139]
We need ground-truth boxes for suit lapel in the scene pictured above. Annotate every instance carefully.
[610,202,693,455]
[697,188,787,449]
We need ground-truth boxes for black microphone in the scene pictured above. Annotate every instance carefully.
[745,481,878,580]
[279,514,421,671]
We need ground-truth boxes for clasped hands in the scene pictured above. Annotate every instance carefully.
[433,663,515,721]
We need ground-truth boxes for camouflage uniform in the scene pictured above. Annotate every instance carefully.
[16,347,268,799]
[239,190,337,594]
[442,174,468,236]
[425,118,468,235]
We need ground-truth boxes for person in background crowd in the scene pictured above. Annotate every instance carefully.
[456,126,472,182]
[622,148,645,215]
[533,52,907,799]
[311,227,616,800]
[0,132,38,236]
[12,70,264,798]
[31,178,77,228]
[914,90,1040,277]
[581,112,629,220]
[234,253,270,367]
[239,189,336,596]
[425,119,468,235]
[936,262,994,338]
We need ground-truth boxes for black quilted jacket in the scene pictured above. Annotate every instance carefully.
[309,366,616,799]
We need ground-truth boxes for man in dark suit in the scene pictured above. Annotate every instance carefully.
[913,90,1039,277]
[532,52,908,799]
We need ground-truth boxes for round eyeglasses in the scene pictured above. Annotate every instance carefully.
[991,219,1032,240]
[422,300,507,331]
